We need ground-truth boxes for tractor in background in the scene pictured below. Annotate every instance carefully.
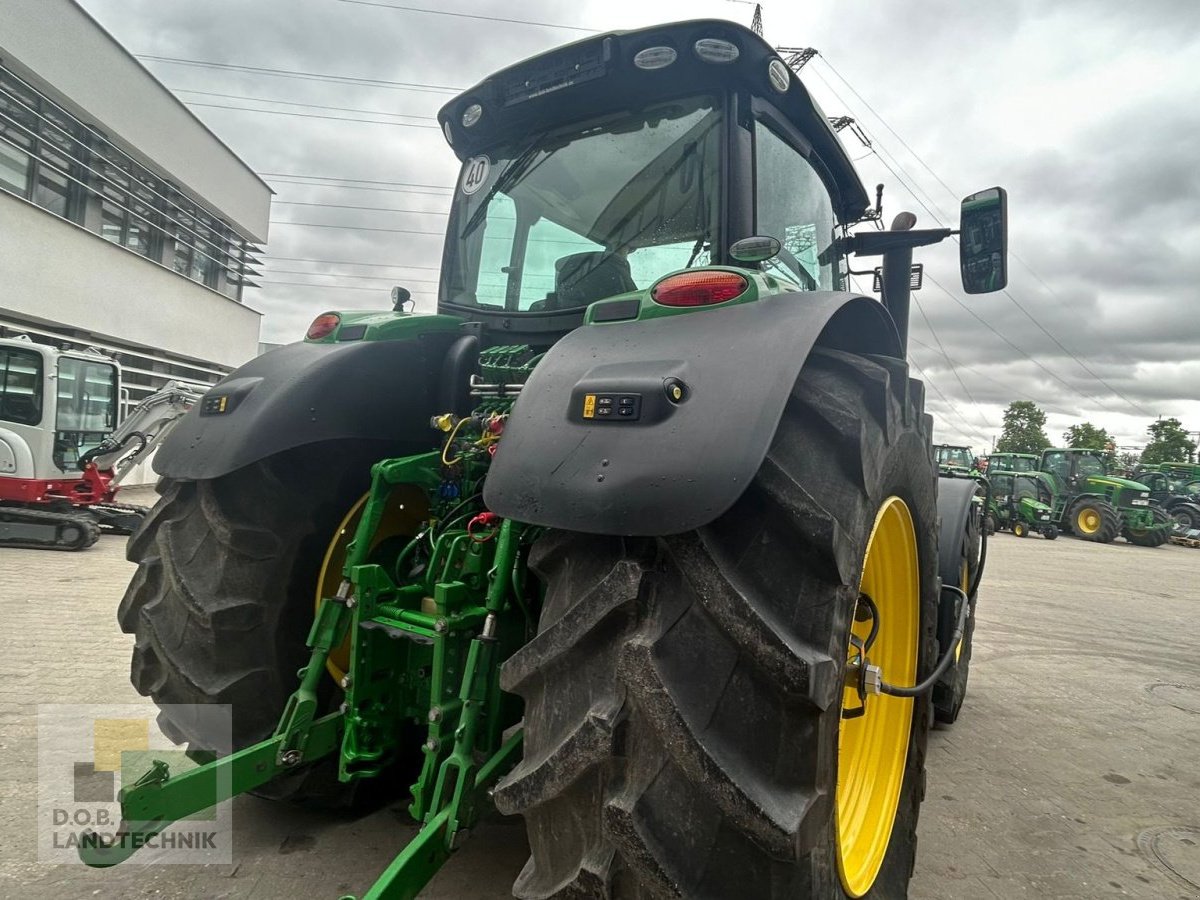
[1039,448,1172,546]
[986,451,1038,473]
[986,469,1057,539]
[934,443,977,475]
[81,20,1006,899]
[0,335,202,549]
[1128,469,1200,529]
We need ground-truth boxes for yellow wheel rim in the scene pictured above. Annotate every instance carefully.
[1076,507,1100,534]
[837,497,920,897]
[315,488,426,682]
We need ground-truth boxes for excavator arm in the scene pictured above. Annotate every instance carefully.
[79,381,207,484]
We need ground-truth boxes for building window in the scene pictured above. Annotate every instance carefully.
[32,164,71,218]
[1,63,258,296]
[0,141,29,193]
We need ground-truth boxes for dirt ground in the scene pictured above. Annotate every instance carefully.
[1,487,1197,899]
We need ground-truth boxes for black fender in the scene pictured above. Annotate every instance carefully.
[935,475,980,656]
[154,329,462,481]
[484,291,901,534]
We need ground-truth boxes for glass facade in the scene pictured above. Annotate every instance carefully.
[0,63,259,300]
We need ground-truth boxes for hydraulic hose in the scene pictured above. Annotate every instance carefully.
[968,475,990,598]
[880,584,969,698]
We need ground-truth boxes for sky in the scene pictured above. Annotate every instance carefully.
[76,0,1200,454]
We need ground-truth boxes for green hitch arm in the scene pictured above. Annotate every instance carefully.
[350,729,523,900]
[425,519,522,847]
[275,579,355,765]
[78,712,343,868]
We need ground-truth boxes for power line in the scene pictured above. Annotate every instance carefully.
[172,88,436,120]
[266,268,441,284]
[334,0,597,32]
[183,101,441,128]
[904,354,992,446]
[812,56,1154,419]
[921,271,1116,415]
[136,54,461,94]
[910,292,993,433]
[854,271,993,448]
[260,172,452,192]
[268,180,451,197]
[262,279,435,293]
[264,255,441,270]
[908,336,1075,417]
[270,219,444,236]
[273,200,448,215]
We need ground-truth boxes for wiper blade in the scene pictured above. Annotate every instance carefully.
[460,140,548,239]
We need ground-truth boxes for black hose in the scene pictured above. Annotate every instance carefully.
[880,585,969,697]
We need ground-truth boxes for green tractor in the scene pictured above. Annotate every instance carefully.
[85,21,1005,899]
[985,470,1058,539]
[934,443,976,475]
[1128,469,1200,529]
[985,451,1038,473]
[1040,448,1172,546]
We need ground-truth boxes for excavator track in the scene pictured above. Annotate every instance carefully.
[0,506,101,551]
[85,503,148,535]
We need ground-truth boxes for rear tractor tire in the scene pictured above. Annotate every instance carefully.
[494,349,940,899]
[1123,506,1172,548]
[117,443,410,801]
[1012,521,1028,538]
[1168,503,1200,530]
[1068,498,1120,543]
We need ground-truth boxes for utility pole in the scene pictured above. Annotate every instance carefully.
[777,46,818,71]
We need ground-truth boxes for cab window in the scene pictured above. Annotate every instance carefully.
[0,346,43,426]
[754,121,836,291]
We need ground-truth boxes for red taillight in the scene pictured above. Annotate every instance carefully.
[306,313,340,340]
[651,271,748,307]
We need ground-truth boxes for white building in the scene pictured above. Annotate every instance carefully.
[0,0,268,434]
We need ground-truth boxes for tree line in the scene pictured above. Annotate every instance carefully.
[994,401,1197,467]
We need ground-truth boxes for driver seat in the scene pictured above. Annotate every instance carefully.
[553,252,637,309]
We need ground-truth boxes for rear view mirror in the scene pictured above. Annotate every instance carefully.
[959,187,1008,294]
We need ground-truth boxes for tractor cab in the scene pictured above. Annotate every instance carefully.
[987,470,1056,537]
[934,444,976,474]
[0,336,120,483]
[987,452,1037,473]
[1038,448,1150,508]
[431,19,1005,349]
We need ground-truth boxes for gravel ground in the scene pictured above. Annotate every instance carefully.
[1,487,1197,899]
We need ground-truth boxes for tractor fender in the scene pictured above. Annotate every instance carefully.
[0,427,35,478]
[935,475,980,659]
[154,329,461,481]
[936,476,979,587]
[484,291,901,534]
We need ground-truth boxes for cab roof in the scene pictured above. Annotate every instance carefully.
[437,19,871,223]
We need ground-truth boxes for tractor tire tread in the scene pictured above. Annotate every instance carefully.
[496,348,939,900]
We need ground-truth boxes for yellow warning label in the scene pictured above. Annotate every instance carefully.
[583,394,596,418]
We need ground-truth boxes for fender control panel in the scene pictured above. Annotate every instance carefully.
[581,392,642,421]
[569,378,687,425]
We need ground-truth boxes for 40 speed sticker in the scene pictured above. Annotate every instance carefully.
[461,156,490,195]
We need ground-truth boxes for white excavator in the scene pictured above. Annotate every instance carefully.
[0,335,205,550]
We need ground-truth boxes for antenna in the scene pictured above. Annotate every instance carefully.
[750,4,763,36]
